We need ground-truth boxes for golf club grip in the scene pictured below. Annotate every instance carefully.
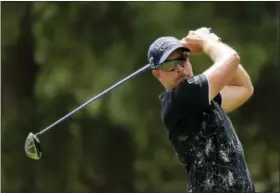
[37,64,151,136]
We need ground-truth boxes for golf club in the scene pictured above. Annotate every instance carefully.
[25,64,152,160]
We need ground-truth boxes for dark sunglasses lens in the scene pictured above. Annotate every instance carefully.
[161,61,177,71]
[160,52,188,71]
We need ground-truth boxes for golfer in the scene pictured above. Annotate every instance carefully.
[148,27,255,193]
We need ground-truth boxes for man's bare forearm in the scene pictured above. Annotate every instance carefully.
[227,65,253,87]
[219,64,254,112]
[203,39,237,62]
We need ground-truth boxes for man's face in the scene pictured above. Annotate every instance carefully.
[152,49,193,90]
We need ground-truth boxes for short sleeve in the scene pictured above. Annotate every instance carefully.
[213,93,222,106]
[171,74,210,109]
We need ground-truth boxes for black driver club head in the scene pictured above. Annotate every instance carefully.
[25,132,42,160]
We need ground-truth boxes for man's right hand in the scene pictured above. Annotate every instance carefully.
[181,27,221,55]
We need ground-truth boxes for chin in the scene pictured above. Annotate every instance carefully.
[182,75,191,80]
[173,75,192,87]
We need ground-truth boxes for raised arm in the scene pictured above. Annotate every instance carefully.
[219,64,254,112]
[182,27,253,112]
[201,31,253,112]
[202,39,240,102]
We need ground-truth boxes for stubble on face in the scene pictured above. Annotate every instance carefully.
[158,49,193,90]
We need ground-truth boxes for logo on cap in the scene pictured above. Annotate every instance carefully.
[154,39,178,52]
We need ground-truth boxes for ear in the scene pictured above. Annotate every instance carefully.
[152,69,160,79]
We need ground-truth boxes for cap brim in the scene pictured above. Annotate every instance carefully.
[159,45,189,64]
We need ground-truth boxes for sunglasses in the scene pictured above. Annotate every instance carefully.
[159,51,189,72]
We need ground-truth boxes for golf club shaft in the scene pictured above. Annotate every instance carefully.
[36,64,151,136]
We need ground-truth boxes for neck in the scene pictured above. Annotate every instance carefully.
[163,84,176,92]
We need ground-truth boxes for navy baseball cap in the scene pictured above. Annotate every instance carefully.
[147,36,189,69]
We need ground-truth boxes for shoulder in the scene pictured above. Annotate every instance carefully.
[171,74,210,109]
[185,74,208,87]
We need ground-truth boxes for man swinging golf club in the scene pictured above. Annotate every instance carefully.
[24,26,255,192]
[148,27,255,193]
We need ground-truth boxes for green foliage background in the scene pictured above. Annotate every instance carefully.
[1,2,279,193]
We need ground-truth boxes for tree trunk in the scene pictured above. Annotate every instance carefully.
[2,2,39,192]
